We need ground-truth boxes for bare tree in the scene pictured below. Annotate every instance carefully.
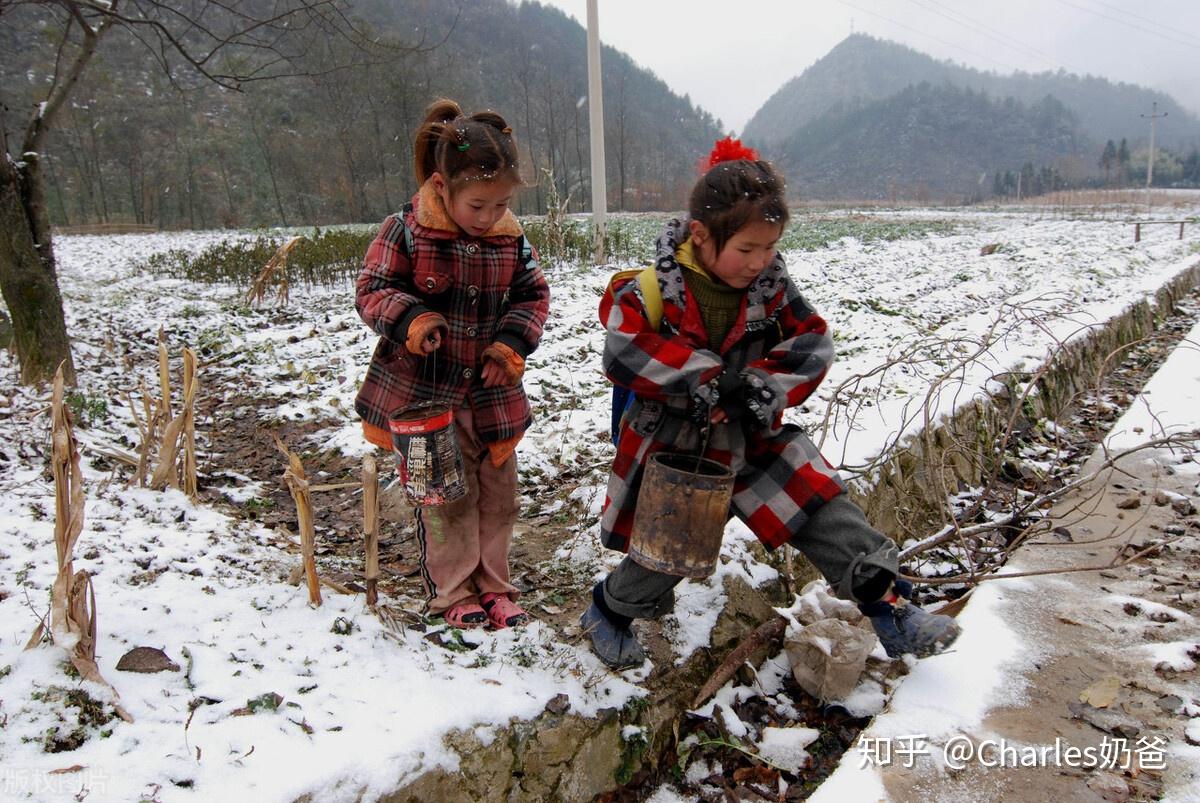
[0,0,382,386]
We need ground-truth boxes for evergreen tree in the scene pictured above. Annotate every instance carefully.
[1185,149,1200,185]
[1117,138,1131,186]
[1100,140,1116,186]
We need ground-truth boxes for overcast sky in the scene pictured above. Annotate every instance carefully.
[538,0,1200,135]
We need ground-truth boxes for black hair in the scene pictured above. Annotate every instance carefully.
[413,98,521,192]
[688,159,789,255]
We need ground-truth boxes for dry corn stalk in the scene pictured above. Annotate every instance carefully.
[247,236,306,308]
[29,366,133,722]
[127,380,155,487]
[152,333,178,489]
[274,435,322,606]
[150,347,199,498]
[181,348,198,499]
[363,455,380,607]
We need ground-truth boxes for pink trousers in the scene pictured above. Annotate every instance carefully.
[413,405,520,614]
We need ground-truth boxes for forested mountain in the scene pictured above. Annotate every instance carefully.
[744,34,1200,151]
[742,34,1199,201]
[779,83,1089,201]
[0,1,722,229]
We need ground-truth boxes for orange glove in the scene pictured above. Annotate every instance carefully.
[487,433,523,467]
[481,342,525,385]
[405,312,448,355]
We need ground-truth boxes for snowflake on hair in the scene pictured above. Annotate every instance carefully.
[704,136,760,171]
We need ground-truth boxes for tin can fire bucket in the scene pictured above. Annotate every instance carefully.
[388,404,467,506]
[629,453,735,578]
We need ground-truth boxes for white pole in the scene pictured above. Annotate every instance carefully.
[1142,101,1167,214]
[586,0,607,265]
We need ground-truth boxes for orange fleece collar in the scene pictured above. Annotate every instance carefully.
[415,179,523,238]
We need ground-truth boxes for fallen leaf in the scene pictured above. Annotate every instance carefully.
[1079,675,1121,708]
[48,765,86,775]
[732,765,779,786]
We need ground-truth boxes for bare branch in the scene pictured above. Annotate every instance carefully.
[897,433,1194,562]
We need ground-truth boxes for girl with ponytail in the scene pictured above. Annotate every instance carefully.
[354,99,550,631]
[583,138,961,669]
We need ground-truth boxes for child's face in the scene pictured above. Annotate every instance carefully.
[431,173,517,238]
[690,220,783,289]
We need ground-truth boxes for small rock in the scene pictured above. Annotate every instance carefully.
[1152,491,1170,507]
[1087,772,1130,803]
[1171,497,1195,516]
[1115,495,1141,510]
[116,647,180,674]
[1155,694,1184,714]
[544,693,570,716]
[1067,701,1141,738]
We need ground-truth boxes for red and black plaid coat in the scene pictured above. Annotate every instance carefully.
[354,184,550,445]
[600,219,846,551]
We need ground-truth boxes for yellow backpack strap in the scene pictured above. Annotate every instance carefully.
[636,266,663,331]
[607,266,664,331]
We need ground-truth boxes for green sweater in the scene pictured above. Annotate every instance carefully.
[676,240,745,351]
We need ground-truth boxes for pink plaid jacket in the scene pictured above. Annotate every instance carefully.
[354,184,550,446]
[600,219,846,551]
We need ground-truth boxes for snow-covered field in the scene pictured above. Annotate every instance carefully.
[1,206,1198,801]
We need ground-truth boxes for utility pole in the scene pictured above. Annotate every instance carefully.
[586,0,607,265]
[1141,101,1167,213]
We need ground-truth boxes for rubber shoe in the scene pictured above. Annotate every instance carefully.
[580,602,646,669]
[863,599,961,658]
[481,593,529,629]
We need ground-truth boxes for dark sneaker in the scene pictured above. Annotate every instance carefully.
[862,598,961,658]
[580,602,646,669]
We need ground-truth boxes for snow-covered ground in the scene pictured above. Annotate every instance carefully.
[1,206,1198,801]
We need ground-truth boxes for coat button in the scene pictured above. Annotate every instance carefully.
[463,368,475,379]
[467,326,478,337]
[424,278,436,289]
[467,286,479,299]
[466,243,479,255]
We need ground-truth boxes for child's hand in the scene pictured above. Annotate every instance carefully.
[481,359,507,388]
[420,330,442,354]
[405,312,448,355]
[481,342,525,387]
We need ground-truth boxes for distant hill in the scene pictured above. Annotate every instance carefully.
[742,34,1200,201]
[779,82,1089,201]
[744,34,1200,151]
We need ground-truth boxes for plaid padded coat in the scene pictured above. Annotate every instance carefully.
[354,183,550,446]
[600,219,846,551]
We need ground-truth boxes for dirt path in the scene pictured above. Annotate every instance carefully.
[873,440,1200,802]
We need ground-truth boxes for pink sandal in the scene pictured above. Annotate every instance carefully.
[443,602,488,629]
[481,593,529,629]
